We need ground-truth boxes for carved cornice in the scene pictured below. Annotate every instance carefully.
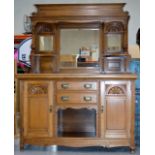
[33,3,128,18]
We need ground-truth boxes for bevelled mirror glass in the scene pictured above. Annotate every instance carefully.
[106,34,122,53]
[39,36,53,51]
[60,29,99,68]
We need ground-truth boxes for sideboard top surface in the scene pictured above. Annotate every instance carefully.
[16,73,137,80]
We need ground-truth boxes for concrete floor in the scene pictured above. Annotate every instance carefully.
[14,139,140,155]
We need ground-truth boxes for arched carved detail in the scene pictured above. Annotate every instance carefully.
[35,23,53,33]
[106,85,126,95]
[28,84,48,95]
[104,22,124,33]
[55,107,97,112]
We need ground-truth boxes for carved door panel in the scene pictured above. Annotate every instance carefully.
[22,81,53,138]
[101,81,131,139]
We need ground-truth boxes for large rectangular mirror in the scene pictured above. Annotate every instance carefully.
[60,28,100,68]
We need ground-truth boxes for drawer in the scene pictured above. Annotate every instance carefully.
[57,93,97,104]
[57,81,98,91]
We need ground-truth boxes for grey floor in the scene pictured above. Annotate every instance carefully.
[14,139,140,155]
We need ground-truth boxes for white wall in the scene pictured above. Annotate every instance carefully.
[14,0,140,58]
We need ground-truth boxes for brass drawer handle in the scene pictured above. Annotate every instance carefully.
[61,96,69,101]
[61,83,69,89]
[83,96,92,101]
[84,84,92,89]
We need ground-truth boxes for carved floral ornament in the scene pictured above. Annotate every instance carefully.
[107,85,126,95]
[35,23,54,33]
[104,21,124,33]
[28,84,48,95]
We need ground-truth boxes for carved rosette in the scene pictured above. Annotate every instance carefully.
[104,21,124,33]
[106,85,126,95]
[28,84,48,95]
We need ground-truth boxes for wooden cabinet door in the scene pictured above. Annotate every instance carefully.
[101,81,131,139]
[22,81,53,138]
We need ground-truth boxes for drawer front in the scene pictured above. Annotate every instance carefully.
[57,93,97,104]
[57,81,98,91]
